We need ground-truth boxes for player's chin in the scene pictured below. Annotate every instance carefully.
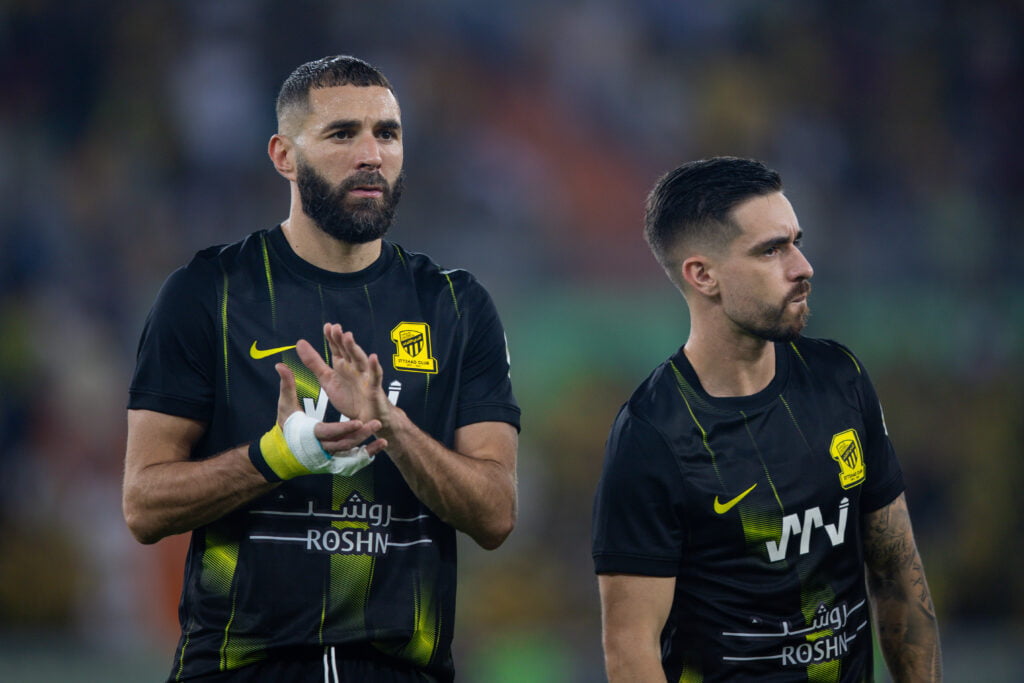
[788,303,810,325]
[773,317,808,343]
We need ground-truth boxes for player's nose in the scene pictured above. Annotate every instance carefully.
[792,247,813,281]
[353,133,382,169]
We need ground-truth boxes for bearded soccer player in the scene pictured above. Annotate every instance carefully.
[123,56,519,682]
[591,157,941,682]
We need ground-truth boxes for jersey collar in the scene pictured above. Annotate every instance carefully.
[266,225,396,288]
[671,342,791,412]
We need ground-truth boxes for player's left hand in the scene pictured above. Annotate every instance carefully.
[295,324,393,429]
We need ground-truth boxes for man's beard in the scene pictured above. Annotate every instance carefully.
[296,161,404,244]
[733,283,811,343]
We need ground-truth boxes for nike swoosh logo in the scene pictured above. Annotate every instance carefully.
[714,483,758,514]
[249,341,297,359]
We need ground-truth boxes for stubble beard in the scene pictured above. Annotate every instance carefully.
[296,160,405,245]
[733,284,811,343]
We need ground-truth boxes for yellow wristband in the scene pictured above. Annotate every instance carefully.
[258,423,309,481]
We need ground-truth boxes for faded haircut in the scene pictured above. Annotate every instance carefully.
[644,156,783,282]
[275,55,393,132]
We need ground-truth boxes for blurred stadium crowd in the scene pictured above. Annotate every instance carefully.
[1,1,1021,680]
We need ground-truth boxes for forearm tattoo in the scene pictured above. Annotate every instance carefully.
[864,496,942,681]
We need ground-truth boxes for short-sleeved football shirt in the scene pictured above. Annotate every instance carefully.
[592,339,903,682]
[130,227,520,681]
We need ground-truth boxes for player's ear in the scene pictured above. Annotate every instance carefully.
[681,255,718,296]
[268,134,297,181]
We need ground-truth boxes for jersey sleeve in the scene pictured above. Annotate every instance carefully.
[453,278,520,431]
[128,259,219,422]
[592,405,686,576]
[827,342,905,512]
[854,360,905,512]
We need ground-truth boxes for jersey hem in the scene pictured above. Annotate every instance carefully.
[128,390,210,421]
[861,472,905,513]
[456,404,521,432]
[593,553,679,576]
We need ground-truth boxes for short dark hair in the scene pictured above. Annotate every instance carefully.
[644,156,783,274]
[276,55,393,130]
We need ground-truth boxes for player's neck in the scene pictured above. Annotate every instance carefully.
[280,216,382,273]
[683,328,776,398]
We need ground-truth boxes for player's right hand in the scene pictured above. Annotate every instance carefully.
[249,363,388,481]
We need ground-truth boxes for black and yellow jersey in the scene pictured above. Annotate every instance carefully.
[592,339,903,683]
[129,226,520,682]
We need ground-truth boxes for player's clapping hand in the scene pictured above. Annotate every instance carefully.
[275,362,387,455]
[295,324,393,429]
[250,362,387,479]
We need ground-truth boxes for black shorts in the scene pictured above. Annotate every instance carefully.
[184,645,443,683]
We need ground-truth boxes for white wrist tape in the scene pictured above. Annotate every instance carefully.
[282,411,376,477]
[324,445,374,477]
[283,411,331,471]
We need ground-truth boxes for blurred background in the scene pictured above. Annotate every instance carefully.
[1,1,1022,680]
